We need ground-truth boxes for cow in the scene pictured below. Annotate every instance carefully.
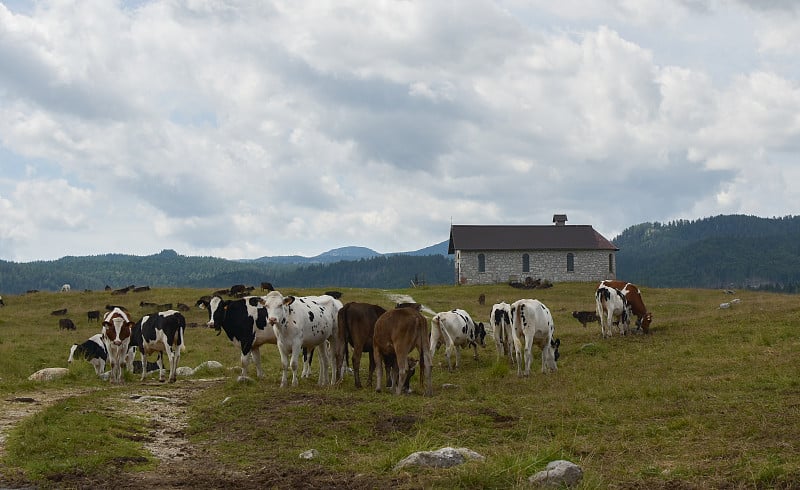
[105,304,128,312]
[335,302,387,388]
[87,310,101,323]
[600,280,653,333]
[51,308,68,316]
[490,302,514,363]
[261,282,274,291]
[68,333,108,375]
[131,310,186,383]
[373,306,432,396]
[509,299,560,376]
[199,295,275,379]
[140,301,159,309]
[229,284,247,296]
[260,291,340,388]
[176,303,190,312]
[429,309,486,371]
[572,310,601,328]
[595,284,632,338]
[133,286,151,293]
[60,284,71,293]
[58,318,76,330]
[102,307,135,383]
[0,295,4,307]
[478,293,485,305]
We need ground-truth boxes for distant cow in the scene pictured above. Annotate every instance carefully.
[60,284,71,293]
[133,286,151,293]
[105,304,128,312]
[51,308,68,316]
[510,299,560,376]
[140,301,159,309]
[102,307,135,383]
[373,306,432,396]
[230,284,247,296]
[335,302,387,388]
[572,310,600,328]
[176,303,190,312]
[430,309,486,371]
[87,310,101,323]
[199,295,275,379]
[0,295,5,307]
[600,280,653,333]
[260,291,340,387]
[261,282,274,291]
[478,293,485,305]
[595,284,631,338]
[490,302,514,363]
[68,333,108,375]
[131,310,186,383]
[58,318,76,330]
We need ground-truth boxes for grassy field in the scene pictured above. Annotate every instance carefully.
[1,283,799,488]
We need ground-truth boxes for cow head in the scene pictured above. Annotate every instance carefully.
[474,321,487,347]
[260,291,291,329]
[640,312,653,333]
[102,312,133,346]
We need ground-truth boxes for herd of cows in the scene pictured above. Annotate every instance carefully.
[55,278,653,395]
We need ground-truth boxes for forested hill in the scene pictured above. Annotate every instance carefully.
[614,214,800,291]
[0,249,454,295]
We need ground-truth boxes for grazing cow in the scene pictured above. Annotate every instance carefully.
[595,284,631,338]
[509,299,560,376]
[68,333,108,375]
[600,280,653,333]
[373,306,432,396]
[335,302,387,388]
[102,307,135,383]
[230,284,247,296]
[131,310,186,383]
[490,302,514,363]
[87,310,100,323]
[58,318,76,330]
[261,282,274,291]
[133,286,151,293]
[60,283,71,293]
[199,295,274,379]
[572,310,601,328]
[212,288,229,296]
[140,301,159,309]
[429,309,486,371]
[176,303,190,312]
[260,291,340,388]
[51,308,68,316]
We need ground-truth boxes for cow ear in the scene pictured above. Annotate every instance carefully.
[284,296,295,306]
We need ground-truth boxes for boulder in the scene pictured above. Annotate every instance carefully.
[529,460,583,487]
[28,367,70,381]
[393,447,484,471]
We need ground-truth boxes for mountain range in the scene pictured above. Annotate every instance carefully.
[243,241,450,265]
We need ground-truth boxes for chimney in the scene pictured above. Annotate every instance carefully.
[553,214,567,226]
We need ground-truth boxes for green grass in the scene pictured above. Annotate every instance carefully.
[1,284,800,487]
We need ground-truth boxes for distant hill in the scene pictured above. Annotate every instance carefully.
[247,241,449,264]
[614,214,800,291]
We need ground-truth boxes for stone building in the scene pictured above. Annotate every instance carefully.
[447,214,618,285]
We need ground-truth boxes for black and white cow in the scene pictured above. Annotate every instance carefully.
[68,333,108,375]
[0,295,5,307]
[429,308,486,371]
[131,310,186,383]
[198,295,276,380]
[490,302,513,363]
[509,299,560,376]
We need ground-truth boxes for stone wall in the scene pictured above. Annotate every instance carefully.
[455,250,616,285]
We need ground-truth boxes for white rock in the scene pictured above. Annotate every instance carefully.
[529,460,583,487]
[28,367,69,381]
[175,366,195,377]
[196,360,224,371]
[393,447,484,471]
[299,449,319,460]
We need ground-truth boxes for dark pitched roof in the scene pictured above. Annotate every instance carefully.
[448,224,618,254]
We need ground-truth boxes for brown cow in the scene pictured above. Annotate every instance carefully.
[59,318,76,330]
[600,280,653,333]
[373,307,432,396]
[336,302,387,388]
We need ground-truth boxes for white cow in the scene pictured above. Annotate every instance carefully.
[60,283,71,292]
[489,302,514,363]
[101,307,135,383]
[509,299,560,376]
[429,309,486,371]
[595,284,631,338]
[68,333,108,375]
[261,291,339,387]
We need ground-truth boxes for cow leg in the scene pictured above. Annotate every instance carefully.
[249,347,265,378]
[317,341,331,387]
[156,352,166,382]
[168,346,179,383]
[352,345,363,389]
[289,344,301,387]
[524,334,534,377]
[395,352,408,396]
[373,349,384,393]
[140,348,149,381]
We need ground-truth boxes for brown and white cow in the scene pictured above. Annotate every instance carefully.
[373,307,432,396]
[600,280,653,333]
[102,307,135,383]
[595,284,631,338]
[335,301,387,388]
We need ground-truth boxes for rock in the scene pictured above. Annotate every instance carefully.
[175,366,195,377]
[529,460,583,487]
[28,367,69,381]
[299,449,319,460]
[393,447,484,471]
[196,360,224,371]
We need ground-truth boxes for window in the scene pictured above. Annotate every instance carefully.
[608,253,614,273]
[567,253,574,272]
[522,253,530,273]
[478,253,486,273]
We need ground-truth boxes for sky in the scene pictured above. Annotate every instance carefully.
[1,0,799,262]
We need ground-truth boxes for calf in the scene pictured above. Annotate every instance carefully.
[58,318,76,330]
[102,307,135,383]
[260,291,339,388]
[131,310,186,383]
[600,280,653,333]
[335,301,387,388]
[87,310,101,323]
[595,284,631,338]
[490,302,513,363]
[572,310,600,328]
[60,283,71,293]
[68,333,108,375]
[510,299,560,376]
[373,307,432,396]
[199,295,274,379]
[51,308,68,316]
[430,309,486,371]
